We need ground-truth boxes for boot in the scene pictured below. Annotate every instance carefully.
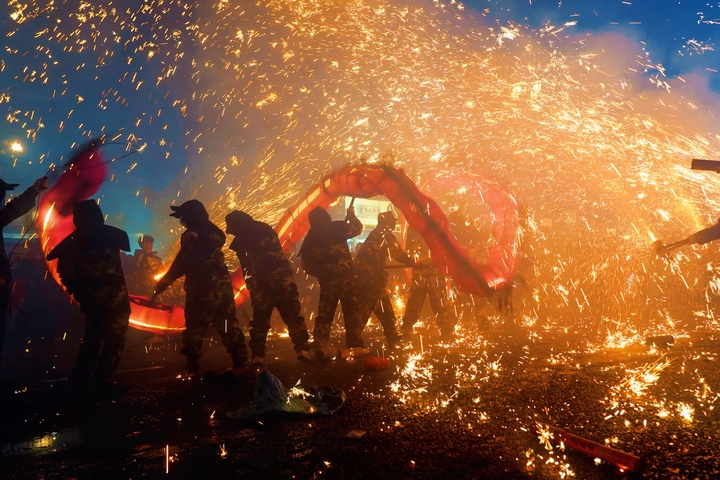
[312,342,333,362]
[337,347,370,359]
[297,350,314,363]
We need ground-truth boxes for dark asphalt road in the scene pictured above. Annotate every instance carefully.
[2,320,720,479]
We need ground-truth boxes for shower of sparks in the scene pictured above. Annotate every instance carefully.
[601,329,642,351]
[698,12,720,26]
[5,3,720,476]
[3,0,720,338]
[614,356,673,398]
[531,424,576,479]
[677,402,694,422]
[389,352,434,405]
[597,352,720,431]
[389,331,503,415]
[682,39,715,56]
[537,423,554,450]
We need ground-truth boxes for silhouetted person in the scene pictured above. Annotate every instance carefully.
[299,205,366,359]
[129,234,162,296]
[154,200,248,375]
[47,200,131,384]
[355,212,415,348]
[225,210,312,364]
[401,227,453,339]
[0,175,48,365]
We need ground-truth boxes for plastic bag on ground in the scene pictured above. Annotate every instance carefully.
[227,371,346,420]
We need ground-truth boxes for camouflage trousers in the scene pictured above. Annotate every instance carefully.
[70,304,129,382]
[313,275,364,349]
[248,281,310,358]
[357,284,401,342]
[183,285,248,366]
[401,278,454,334]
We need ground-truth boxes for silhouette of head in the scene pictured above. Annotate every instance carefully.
[308,207,332,227]
[377,211,397,230]
[169,200,209,230]
[225,210,254,236]
[138,234,155,251]
[73,200,104,228]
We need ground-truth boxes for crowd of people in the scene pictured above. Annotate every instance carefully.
[0,172,545,385]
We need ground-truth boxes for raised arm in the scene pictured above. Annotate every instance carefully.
[344,206,363,239]
[154,231,197,295]
[0,177,47,227]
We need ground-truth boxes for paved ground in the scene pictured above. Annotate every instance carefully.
[2,320,719,479]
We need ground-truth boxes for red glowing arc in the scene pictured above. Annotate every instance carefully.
[416,168,520,292]
[273,165,519,296]
[40,160,518,335]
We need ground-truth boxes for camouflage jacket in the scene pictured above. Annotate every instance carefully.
[133,249,162,275]
[162,221,231,296]
[0,186,39,294]
[300,213,362,282]
[47,224,131,313]
[229,219,294,291]
[355,225,413,285]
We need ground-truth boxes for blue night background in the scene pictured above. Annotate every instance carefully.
[479,1,720,91]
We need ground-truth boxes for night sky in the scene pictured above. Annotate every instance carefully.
[470,0,720,91]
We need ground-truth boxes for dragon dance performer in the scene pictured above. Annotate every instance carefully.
[354,211,416,348]
[47,200,131,384]
[401,227,454,340]
[225,210,312,365]
[154,200,248,376]
[300,205,368,360]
